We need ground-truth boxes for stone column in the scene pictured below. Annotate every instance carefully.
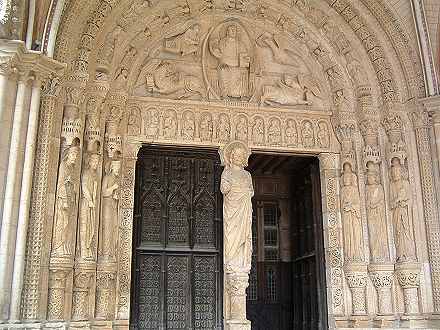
[47,83,86,321]
[0,71,32,320]
[396,263,421,316]
[383,113,421,317]
[359,118,394,316]
[335,123,368,317]
[219,141,253,330]
[71,81,108,325]
[9,73,45,321]
[318,153,345,317]
[411,110,440,313]
[95,91,126,325]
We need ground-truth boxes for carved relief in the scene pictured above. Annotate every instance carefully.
[127,106,141,136]
[199,112,213,142]
[365,162,388,263]
[182,110,195,140]
[217,113,231,143]
[47,269,69,320]
[204,20,254,100]
[301,120,315,148]
[97,25,123,72]
[251,116,265,145]
[260,74,309,106]
[267,117,281,146]
[317,121,330,149]
[95,271,116,320]
[145,107,160,138]
[51,145,80,258]
[389,157,416,262]
[340,162,364,264]
[163,109,178,139]
[162,23,201,58]
[99,160,121,261]
[235,115,248,142]
[285,119,298,146]
[72,271,93,320]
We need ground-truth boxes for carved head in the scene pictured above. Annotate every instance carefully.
[65,146,80,165]
[220,141,251,168]
[390,157,404,181]
[110,160,121,177]
[226,24,237,38]
[342,162,356,186]
[88,154,100,170]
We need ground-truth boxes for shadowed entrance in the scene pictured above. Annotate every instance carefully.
[246,154,328,330]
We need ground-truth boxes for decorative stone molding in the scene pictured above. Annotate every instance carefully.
[47,268,69,321]
[344,264,368,316]
[395,263,421,316]
[95,270,116,320]
[368,263,394,316]
[71,271,93,320]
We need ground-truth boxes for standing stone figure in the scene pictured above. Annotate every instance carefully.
[209,23,251,99]
[341,162,364,263]
[389,158,416,262]
[220,141,254,274]
[52,145,80,257]
[365,162,388,262]
[100,160,121,260]
[79,154,100,260]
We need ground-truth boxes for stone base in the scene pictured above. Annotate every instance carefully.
[226,319,251,330]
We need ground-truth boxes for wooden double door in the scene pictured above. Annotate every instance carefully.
[130,147,223,329]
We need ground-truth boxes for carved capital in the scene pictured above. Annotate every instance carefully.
[319,153,338,170]
[368,264,394,289]
[396,263,421,289]
[123,142,141,160]
[41,76,62,97]
[0,55,18,76]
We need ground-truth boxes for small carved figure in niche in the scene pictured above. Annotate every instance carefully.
[268,118,281,145]
[163,23,201,58]
[98,25,123,69]
[346,52,366,87]
[113,68,129,90]
[285,119,298,146]
[260,74,309,106]
[127,107,141,135]
[217,113,231,143]
[235,116,248,142]
[182,111,195,140]
[302,121,314,147]
[100,160,121,260]
[146,61,205,99]
[365,162,388,262]
[145,108,159,137]
[52,145,80,257]
[209,23,251,99]
[317,122,330,148]
[163,110,177,139]
[220,141,254,274]
[200,113,213,141]
[341,162,364,263]
[256,32,298,67]
[79,154,100,260]
[252,117,264,145]
[389,158,417,262]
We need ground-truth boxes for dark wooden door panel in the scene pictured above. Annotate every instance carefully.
[131,147,223,330]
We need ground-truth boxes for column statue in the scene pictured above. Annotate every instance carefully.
[389,157,416,262]
[220,141,253,330]
[100,160,121,260]
[78,154,100,260]
[340,162,364,263]
[52,145,80,257]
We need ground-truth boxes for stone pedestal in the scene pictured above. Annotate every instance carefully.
[225,272,251,330]
[345,264,368,316]
[368,263,394,316]
[396,262,421,317]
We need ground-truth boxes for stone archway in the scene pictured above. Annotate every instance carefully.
[14,1,440,329]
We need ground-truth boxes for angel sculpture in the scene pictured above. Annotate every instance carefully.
[144,60,206,99]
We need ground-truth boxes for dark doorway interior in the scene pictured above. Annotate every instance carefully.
[246,154,328,330]
[130,146,223,330]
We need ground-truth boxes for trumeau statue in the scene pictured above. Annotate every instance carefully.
[79,154,100,260]
[220,141,254,274]
[365,162,388,262]
[100,160,121,260]
[340,162,364,263]
[389,157,417,262]
[52,145,80,257]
